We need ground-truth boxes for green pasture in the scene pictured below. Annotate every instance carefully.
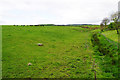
[2,26,95,78]
[2,25,118,78]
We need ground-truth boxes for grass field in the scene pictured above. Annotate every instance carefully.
[2,25,118,78]
[102,30,118,43]
[2,26,95,78]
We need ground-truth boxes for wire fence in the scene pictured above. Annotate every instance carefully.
[98,32,118,47]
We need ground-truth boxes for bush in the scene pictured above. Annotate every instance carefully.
[108,22,116,30]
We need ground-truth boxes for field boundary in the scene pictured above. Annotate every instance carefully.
[100,32,118,46]
[91,32,119,78]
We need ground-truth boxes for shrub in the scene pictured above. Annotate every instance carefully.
[108,22,116,30]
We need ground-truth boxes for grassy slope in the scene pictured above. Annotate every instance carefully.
[102,30,118,43]
[2,26,96,78]
[91,30,119,78]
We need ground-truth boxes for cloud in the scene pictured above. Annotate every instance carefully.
[0,0,119,25]
[0,21,6,24]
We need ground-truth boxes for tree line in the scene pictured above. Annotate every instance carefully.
[100,11,120,34]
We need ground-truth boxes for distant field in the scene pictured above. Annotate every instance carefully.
[102,30,118,43]
[81,25,100,28]
[2,25,117,78]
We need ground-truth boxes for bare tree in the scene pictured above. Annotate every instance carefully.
[100,23,104,32]
[101,17,110,31]
[102,18,110,27]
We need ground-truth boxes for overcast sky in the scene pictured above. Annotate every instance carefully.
[0,0,119,25]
